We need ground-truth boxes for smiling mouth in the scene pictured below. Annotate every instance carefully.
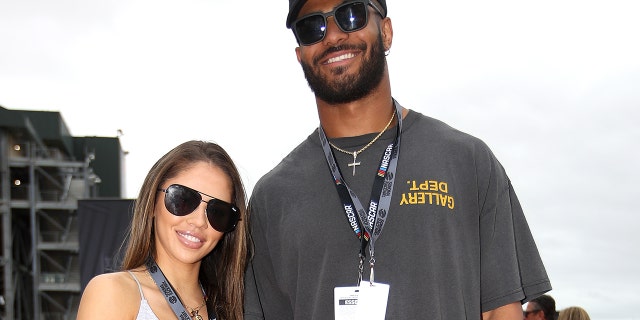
[325,52,356,64]
[178,231,202,243]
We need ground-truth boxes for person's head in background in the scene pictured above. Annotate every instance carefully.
[557,306,591,320]
[525,294,557,320]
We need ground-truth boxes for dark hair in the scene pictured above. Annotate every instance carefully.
[530,294,557,320]
[121,140,248,320]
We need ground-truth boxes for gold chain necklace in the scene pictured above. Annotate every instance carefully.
[328,111,395,176]
[185,297,207,320]
[145,267,208,320]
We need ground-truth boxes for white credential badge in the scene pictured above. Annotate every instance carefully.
[334,282,389,320]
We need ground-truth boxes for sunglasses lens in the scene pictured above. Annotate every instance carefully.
[207,201,240,232]
[295,14,326,45]
[164,185,201,216]
[335,2,367,32]
[294,2,370,45]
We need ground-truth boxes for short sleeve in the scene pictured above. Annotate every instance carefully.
[478,152,551,312]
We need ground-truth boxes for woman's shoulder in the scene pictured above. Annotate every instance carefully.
[77,270,145,319]
[88,270,143,291]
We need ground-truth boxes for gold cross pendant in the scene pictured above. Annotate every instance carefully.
[347,151,361,176]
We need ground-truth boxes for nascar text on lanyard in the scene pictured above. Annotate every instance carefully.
[146,258,215,320]
[318,100,403,286]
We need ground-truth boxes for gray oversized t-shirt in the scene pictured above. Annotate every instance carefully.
[245,108,551,319]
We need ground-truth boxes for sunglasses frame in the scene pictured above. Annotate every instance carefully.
[292,0,384,46]
[523,309,541,317]
[158,184,240,233]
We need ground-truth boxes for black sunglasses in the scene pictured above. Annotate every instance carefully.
[292,0,384,46]
[523,309,541,317]
[158,184,240,233]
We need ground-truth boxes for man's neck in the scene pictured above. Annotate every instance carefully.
[317,85,395,138]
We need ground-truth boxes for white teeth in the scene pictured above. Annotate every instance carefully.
[327,53,355,64]
[179,232,202,243]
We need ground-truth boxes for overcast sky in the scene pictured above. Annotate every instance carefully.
[1,0,639,318]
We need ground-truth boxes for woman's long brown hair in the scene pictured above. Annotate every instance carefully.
[120,140,248,320]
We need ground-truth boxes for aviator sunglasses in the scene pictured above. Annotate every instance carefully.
[158,184,240,233]
[292,0,384,46]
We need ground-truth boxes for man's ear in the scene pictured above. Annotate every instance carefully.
[381,17,393,51]
[295,46,302,63]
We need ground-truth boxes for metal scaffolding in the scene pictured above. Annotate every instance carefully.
[1,125,101,319]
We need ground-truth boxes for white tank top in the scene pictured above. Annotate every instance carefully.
[128,271,160,320]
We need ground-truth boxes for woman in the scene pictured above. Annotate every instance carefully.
[77,141,248,320]
[558,306,591,320]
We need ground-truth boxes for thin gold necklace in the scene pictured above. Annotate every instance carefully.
[185,297,207,320]
[145,266,208,320]
[328,111,395,176]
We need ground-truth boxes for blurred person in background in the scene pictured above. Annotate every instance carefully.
[557,306,591,320]
[524,294,557,320]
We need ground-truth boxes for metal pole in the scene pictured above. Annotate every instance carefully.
[29,143,40,320]
[0,131,14,320]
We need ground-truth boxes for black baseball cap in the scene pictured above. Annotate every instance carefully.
[286,0,387,28]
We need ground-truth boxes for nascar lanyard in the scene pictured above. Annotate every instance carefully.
[146,258,215,320]
[318,100,403,286]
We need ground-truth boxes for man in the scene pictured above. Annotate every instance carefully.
[524,295,558,320]
[244,0,552,318]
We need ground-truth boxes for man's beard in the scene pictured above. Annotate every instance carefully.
[300,33,386,104]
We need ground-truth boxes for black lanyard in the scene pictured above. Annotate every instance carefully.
[318,100,403,285]
[146,258,215,320]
